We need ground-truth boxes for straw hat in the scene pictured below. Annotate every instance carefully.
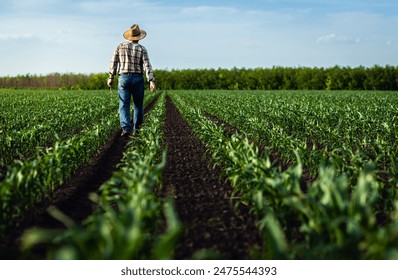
[123,24,147,41]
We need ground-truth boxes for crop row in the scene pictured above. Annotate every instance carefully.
[179,90,398,183]
[0,90,118,176]
[21,92,181,259]
[170,91,398,259]
[0,114,119,237]
[0,90,158,238]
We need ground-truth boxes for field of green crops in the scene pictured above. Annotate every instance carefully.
[171,90,398,259]
[1,89,398,259]
[0,90,156,236]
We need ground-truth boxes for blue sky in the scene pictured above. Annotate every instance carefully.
[0,0,397,76]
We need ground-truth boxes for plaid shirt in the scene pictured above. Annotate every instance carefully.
[109,41,155,81]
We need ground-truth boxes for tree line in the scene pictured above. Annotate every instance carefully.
[0,73,108,90]
[1,65,397,90]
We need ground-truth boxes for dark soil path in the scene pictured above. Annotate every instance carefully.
[162,95,261,259]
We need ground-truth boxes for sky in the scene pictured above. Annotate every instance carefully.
[0,0,397,76]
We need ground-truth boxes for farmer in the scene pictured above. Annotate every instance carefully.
[107,24,156,137]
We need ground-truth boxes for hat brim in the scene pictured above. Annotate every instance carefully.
[123,29,147,41]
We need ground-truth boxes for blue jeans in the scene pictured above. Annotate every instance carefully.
[118,73,144,132]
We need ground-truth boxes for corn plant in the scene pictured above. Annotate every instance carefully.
[0,90,158,238]
[0,116,119,237]
[170,90,398,259]
[179,90,398,183]
[21,92,181,260]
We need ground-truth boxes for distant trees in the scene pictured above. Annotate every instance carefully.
[154,66,398,91]
[0,73,108,90]
[1,65,397,90]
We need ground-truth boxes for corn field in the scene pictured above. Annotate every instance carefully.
[1,89,398,259]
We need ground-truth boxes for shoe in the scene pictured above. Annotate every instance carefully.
[121,130,130,137]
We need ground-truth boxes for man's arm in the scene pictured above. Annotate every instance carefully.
[141,46,156,93]
[141,46,154,82]
[107,46,120,87]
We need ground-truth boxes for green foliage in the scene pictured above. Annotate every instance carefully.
[0,73,109,90]
[170,90,398,259]
[180,90,398,181]
[2,88,398,259]
[155,66,398,90]
[0,90,119,171]
[21,92,181,260]
[0,96,120,237]
[0,89,156,238]
[1,65,398,90]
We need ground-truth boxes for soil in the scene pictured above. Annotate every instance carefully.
[1,94,262,260]
[162,96,262,259]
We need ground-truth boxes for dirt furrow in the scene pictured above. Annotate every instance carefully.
[162,95,261,259]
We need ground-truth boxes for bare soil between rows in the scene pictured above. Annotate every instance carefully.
[162,96,262,259]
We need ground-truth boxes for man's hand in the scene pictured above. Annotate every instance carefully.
[149,80,156,93]
[107,78,113,88]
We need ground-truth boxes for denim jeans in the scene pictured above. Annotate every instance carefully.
[118,73,144,132]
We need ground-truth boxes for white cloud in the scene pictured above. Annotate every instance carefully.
[0,33,40,41]
[316,33,362,44]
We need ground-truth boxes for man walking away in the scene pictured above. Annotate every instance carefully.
[107,24,156,137]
